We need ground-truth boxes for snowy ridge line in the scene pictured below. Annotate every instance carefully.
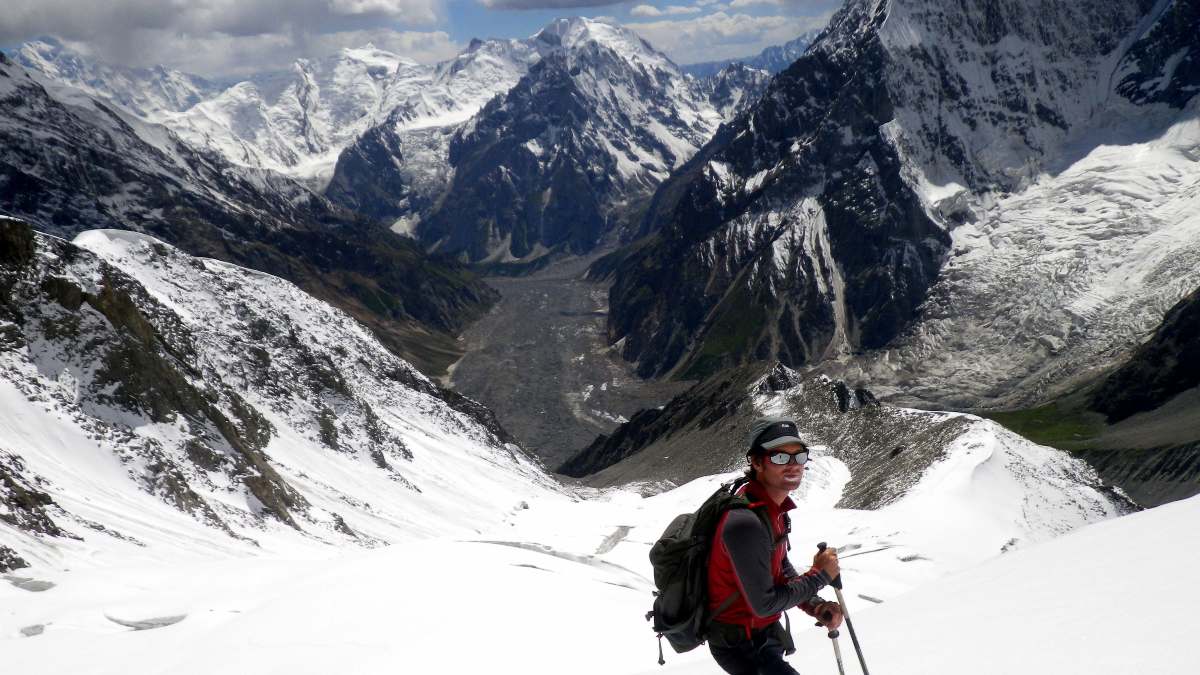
[0,219,558,572]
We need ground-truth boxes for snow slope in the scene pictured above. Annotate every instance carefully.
[0,221,554,573]
[1,378,1143,672]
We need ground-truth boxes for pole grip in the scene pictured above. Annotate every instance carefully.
[816,541,843,589]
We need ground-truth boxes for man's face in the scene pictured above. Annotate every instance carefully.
[752,441,807,493]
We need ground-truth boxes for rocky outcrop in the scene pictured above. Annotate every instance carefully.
[1091,286,1200,423]
[1,450,65,538]
[559,362,1134,522]
[1076,442,1200,508]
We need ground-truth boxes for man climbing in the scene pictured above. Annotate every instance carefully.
[706,416,843,675]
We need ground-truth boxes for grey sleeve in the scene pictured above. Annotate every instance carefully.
[722,510,831,618]
[781,555,799,579]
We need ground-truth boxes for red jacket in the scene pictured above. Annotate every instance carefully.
[706,479,828,632]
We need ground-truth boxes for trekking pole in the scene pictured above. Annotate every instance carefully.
[818,543,871,675]
[827,628,847,675]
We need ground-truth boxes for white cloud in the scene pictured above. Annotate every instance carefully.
[629,4,703,18]
[728,0,781,7]
[479,0,625,8]
[1,0,448,77]
[58,28,460,78]
[623,10,828,64]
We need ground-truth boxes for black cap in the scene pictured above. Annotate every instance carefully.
[747,416,805,454]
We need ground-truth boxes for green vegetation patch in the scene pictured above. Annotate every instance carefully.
[981,402,1107,451]
[680,284,766,381]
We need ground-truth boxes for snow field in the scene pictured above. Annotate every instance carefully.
[4,411,1168,674]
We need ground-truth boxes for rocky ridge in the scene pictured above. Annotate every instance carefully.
[0,217,551,564]
[560,362,1134,527]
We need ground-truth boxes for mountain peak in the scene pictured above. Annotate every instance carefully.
[533,16,649,53]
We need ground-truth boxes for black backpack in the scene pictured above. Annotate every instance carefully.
[644,477,774,664]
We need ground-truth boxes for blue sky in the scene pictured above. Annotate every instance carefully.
[2,0,840,77]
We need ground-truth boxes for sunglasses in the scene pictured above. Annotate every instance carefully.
[765,450,809,466]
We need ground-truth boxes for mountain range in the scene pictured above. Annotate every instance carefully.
[598,0,1200,411]
[14,20,772,267]
[681,28,822,78]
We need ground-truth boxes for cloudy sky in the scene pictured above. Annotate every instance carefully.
[0,0,839,78]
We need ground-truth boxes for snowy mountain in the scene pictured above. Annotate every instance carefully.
[0,216,551,569]
[420,17,724,261]
[13,39,433,189]
[331,17,763,263]
[601,0,1200,403]
[0,53,498,375]
[166,45,419,188]
[13,38,220,120]
[323,36,546,227]
[681,28,822,78]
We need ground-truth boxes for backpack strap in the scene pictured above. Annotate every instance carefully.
[710,590,741,622]
[782,610,795,655]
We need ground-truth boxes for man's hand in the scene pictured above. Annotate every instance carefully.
[813,546,840,580]
[813,601,844,631]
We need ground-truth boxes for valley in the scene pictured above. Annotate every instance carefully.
[447,252,691,470]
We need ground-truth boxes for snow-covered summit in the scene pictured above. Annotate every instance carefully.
[387,16,738,261]
[13,37,219,120]
[533,16,673,71]
[164,43,417,187]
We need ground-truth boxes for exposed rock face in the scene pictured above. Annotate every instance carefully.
[0,545,29,572]
[602,0,1200,395]
[0,217,547,551]
[0,56,496,375]
[331,18,762,264]
[560,362,1134,523]
[698,63,772,121]
[1114,0,1200,109]
[605,0,949,379]
[1091,286,1200,423]
[1076,442,1200,508]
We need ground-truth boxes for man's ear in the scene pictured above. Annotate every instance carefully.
[748,454,762,473]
